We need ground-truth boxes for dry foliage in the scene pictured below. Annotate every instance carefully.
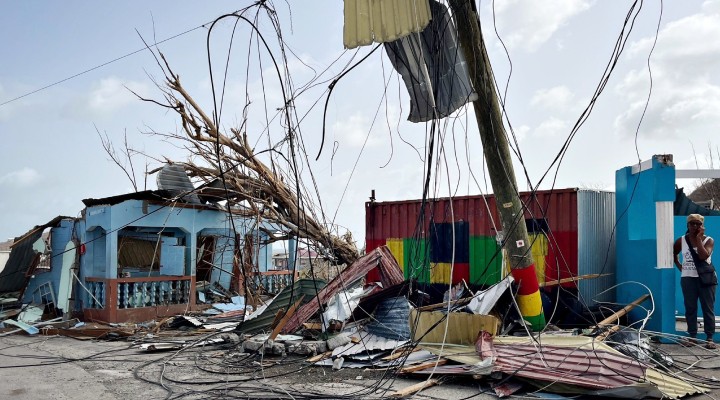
[136,51,359,267]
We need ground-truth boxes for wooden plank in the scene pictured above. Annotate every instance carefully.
[399,359,447,374]
[595,324,622,341]
[381,347,419,361]
[302,322,323,330]
[269,295,304,341]
[306,350,332,363]
[416,297,471,312]
[595,294,650,327]
[269,308,286,330]
[389,379,439,398]
[539,273,608,288]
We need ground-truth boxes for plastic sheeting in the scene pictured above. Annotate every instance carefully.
[384,0,477,122]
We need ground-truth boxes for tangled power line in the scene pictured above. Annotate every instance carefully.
[5,0,719,398]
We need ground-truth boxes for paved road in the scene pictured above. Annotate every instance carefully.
[1,334,719,399]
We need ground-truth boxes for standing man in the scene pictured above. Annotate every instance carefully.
[673,214,717,349]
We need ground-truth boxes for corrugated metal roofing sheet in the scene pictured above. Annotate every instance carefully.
[156,164,201,204]
[424,334,706,398]
[343,0,431,49]
[577,190,616,303]
[82,190,174,207]
[331,330,408,357]
[365,296,411,340]
[281,246,404,334]
[365,188,580,240]
[235,278,325,335]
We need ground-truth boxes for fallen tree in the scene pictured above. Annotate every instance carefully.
[133,13,359,267]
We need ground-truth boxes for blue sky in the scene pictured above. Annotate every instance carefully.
[1,1,719,247]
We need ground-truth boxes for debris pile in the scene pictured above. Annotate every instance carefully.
[2,243,718,398]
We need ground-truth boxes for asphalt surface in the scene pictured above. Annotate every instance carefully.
[1,334,719,399]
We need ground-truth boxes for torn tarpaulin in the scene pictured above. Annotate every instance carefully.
[384,0,477,122]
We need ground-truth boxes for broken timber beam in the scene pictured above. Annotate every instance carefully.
[306,351,333,363]
[416,297,472,312]
[399,359,447,374]
[595,294,650,327]
[269,295,304,341]
[389,379,439,398]
[539,273,608,288]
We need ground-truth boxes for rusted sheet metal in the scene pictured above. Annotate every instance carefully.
[477,333,707,398]
[366,189,579,240]
[281,246,404,334]
[478,335,645,390]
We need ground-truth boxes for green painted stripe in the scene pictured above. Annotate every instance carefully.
[403,237,430,283]
[523,314,546,331]
[469,236,503,286]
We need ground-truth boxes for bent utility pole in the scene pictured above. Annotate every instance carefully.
[449,0,545,330]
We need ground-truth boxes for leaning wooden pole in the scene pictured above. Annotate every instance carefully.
[449,0,545,330]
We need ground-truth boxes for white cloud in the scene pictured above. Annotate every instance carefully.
[85,77,151,114]
[534,117,567,137]
[703,0,720,15]
[332,113,382,148]
[615,7,720,138]
[493,0,593,52]
[630,12,720,76]
[0,168,41,187]
[512,124,530,142]
[531,86,574,110]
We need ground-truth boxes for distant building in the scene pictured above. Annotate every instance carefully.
[0,239,12,273]
[688,179,720,210]
[272,247,328,271]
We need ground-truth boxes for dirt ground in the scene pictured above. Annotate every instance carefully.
[1,333,719,399]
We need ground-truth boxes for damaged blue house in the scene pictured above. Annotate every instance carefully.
[0,189,277,323]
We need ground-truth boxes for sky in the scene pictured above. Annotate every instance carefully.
[1,0,719,249]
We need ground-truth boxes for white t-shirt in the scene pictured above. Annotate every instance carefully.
[681,235,713,278]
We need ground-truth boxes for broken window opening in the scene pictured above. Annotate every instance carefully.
[117,235,162,277]
[34,228,53,272]
[196,236,217,283]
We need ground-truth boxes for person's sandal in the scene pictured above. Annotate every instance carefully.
[681,337,700,347]
[705,341,717,350]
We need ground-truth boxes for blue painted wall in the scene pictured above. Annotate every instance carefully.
[22,219,75,307]
[17,198,274,313]
[615,157,676,334]
[81,200,272,283]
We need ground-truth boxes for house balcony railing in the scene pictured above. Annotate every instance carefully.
[251,270,299,295]
[85,276,192,309]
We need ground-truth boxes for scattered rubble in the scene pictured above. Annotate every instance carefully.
[0,244,718,399]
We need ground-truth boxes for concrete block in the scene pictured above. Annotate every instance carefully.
[327,332,352,350]
[242,339,264,353]
[271,343,286,356]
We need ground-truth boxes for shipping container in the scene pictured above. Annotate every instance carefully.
[365,188,616,303]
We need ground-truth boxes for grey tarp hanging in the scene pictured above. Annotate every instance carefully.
[384,0,477,122]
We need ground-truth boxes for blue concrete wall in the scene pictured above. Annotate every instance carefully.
[81,200,272,287]
[615,157,676,334]
[22,219,74,305]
